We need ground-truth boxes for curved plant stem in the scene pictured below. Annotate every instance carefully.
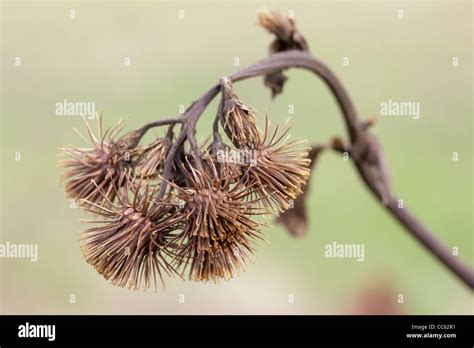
[151,49,474,289]
[230,50,473,289]
[129,117,183,148]
[230,50,360,142]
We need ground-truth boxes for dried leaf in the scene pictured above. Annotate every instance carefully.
[257,9,309,98]
[263,71,288,99]
[276,144,324,237]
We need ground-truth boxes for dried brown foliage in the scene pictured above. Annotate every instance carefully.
[276,144,325,237]
[58,9,474,291]
[257,9,309,97]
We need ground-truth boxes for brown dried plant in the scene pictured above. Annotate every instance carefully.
[79,171,182,290]
[58,9,474,290]
[58,113,145,210]
[170,158,267,282]
[219,77,262,148]
[136,136,171,178]
[240,117,310,213]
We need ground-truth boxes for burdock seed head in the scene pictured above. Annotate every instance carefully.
[58,114,137,208]
[170,157,266,282]
[241,117,311,213]
[80,171,183,291]
[220,77,262,148]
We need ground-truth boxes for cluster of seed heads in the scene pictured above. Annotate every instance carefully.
[58,9,312,291]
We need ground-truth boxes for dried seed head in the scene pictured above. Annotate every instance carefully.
[80,172,183,291]
[220,78,262,148]
[257,9,309,98]
[136,137,171,178]
[58,114,135,207]
[241,118,311,212]
[171,158,266,282]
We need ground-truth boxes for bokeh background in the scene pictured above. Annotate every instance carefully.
[1,1,472,314]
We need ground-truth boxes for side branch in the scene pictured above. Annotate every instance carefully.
[155,84,220,200]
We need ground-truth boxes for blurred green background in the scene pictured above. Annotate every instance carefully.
[1,1,472,314]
